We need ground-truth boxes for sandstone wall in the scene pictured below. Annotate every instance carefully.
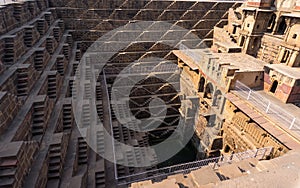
[257,34,284,64]
[0,1,243,187]
[48,1,241,43]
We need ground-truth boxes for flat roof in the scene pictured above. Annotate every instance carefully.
[241,7,274,12]
[266,64,300,79]
[0,141,23,158]
[174,50,266,72]
[214,41,241,48]
[173,50,201,70]
[281,13,300,18]
[213,53,266,72]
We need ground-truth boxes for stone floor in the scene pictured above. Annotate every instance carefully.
[131,150,300,188]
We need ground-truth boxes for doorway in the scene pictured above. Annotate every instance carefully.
[277,18,287,35]
[198,77,205,92]
[270,80,278,93]
[240,36,245,47]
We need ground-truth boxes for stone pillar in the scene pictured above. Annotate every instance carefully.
[288,50,300,67]
[277,46,285,63]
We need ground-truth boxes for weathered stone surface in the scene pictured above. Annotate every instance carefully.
[1,0,299,188]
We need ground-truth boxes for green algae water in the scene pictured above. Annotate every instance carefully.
[155,140,197,168]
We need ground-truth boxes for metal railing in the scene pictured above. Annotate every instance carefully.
[0,0,20,5]
[102,70,119,180]
[234,81,300,130]
[117,147,272,185]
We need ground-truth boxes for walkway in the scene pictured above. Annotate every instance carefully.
[226,92,300,150]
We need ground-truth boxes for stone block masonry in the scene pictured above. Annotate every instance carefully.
[0,91,20,135]
[0,0,241,187]
[0,141,38,188]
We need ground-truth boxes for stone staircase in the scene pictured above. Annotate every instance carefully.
[212,27,241,53]
[47,133,69,185]
[95,170,106,188]
[77,137,88,165]
[34,48,48,71]
[47,72,58,98]
[96,130,105,156]
[48,144,63,179]
[37,18,47,35]
[56,55,66,75]
[32,99,45,138]
[0,141,38,188]
[256,34,284,64]
[62,103,73,131]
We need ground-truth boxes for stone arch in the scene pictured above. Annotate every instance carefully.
[213,89,223,108]
[267,14,276,33]
[198,77,205,92]
[277,17,287,35]
[224,145,231,153]
[251,37,260,49]
[204,82,214,99]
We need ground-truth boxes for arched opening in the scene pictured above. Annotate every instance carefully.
[292,34,297,39]
[234,12,242,20]
[270,80,278,93]
[232,25,237,34]
[211,138,223,150]
[213,90,222,108]
[277,18,287,35]
[224,145,231,153]
[267,14,276,33]
[240,36,245,47]
[271,0,275,6]
[251,37,259,49]
[198,77,205,92]
[281,50,290,63]
[204,83,214,99]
